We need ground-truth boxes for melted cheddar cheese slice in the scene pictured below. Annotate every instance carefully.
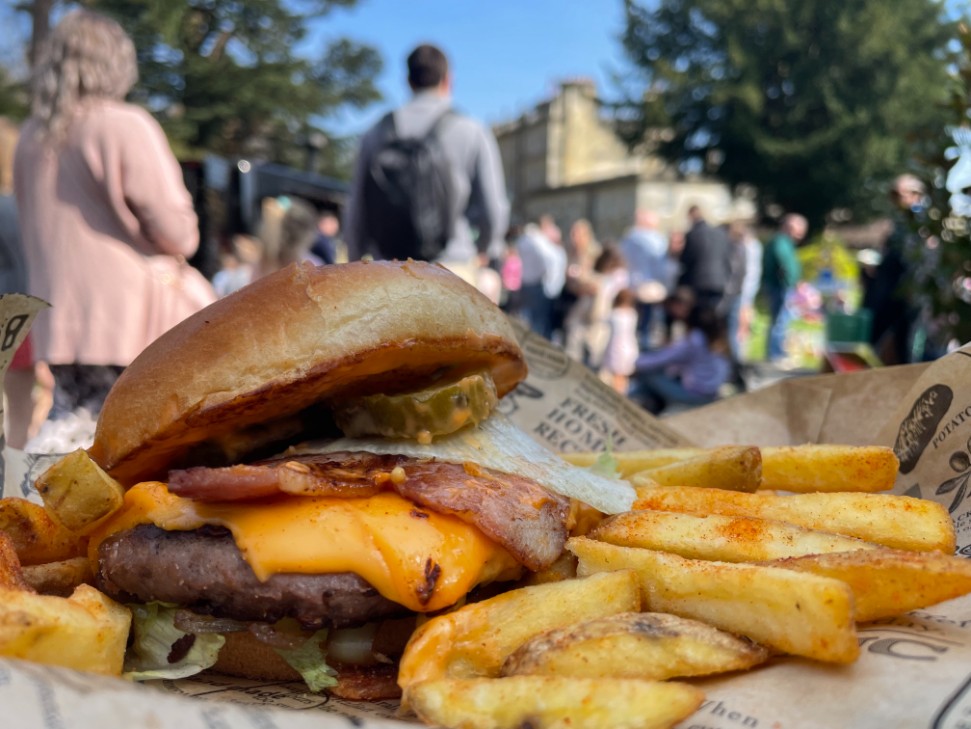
[89,482,520,612]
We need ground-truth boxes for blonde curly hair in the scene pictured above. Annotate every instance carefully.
[0,117,18,195]
[31,9,138,142]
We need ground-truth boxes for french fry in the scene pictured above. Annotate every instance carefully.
[22,557,95,597]
[590,510,880,562]
[0,497,85,565]
[561,448,702,478]
[517,552,578,586]
[397,570,641,693]
[768,549,971,622]
[566,444,901,493]
[405,676,704,729]
[568,537,859,664]
[0,583,131,676]
[760,445,899,493]
[0,532,31,591]
[632,485,956,553]
[569,498,606,537]
[35,448,126,532]
[501,611,769,680]
[631,446,762,493]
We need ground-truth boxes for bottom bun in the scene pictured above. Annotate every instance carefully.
[212,631,403,700]
[214,631,302,682]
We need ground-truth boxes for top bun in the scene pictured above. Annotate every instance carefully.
[90,260,527,485]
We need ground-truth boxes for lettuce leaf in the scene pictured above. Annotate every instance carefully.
[123,602,225,681]
[589,450,620,480]
[273,629,338,692]
[124,604,338,692]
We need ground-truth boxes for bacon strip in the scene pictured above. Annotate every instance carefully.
[168,452,401,501]
[391,460,569,571]
[167,452,570,571]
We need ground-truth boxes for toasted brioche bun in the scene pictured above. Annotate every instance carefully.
[89,260,527,485]
[214,631,302,682]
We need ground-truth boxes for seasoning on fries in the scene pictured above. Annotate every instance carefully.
[4,430,971,729]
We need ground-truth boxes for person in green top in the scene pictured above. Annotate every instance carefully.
[761,214,806,362]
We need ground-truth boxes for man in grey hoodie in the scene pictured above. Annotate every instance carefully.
[343,44,509,282]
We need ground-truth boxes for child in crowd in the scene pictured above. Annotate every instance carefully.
[630,303,730,414]
[600,288,639,395]
[212,234,262,298]
[500,240,523,315]
[583,245,630,369]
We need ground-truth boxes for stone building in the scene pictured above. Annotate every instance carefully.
[493,79,737,240]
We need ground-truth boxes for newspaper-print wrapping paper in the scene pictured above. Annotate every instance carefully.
[3,297,971,728]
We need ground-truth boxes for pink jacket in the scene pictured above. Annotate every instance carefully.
[14,100,201,365]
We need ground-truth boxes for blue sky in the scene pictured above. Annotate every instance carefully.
[0,1,630,137]
[309,0,630,136]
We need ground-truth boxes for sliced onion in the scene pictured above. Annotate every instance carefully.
[248,621,311,650]
[173,610,248,635]
[327,624,379,666]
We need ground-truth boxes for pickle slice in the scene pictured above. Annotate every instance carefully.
[333,373,499,442]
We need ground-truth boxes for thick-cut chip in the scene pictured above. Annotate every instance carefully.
[568,537,859,664]
[760,445,899,493]
[632,486,955,553]
[406,676,704,729]
[517,552,578,587]
[0,497,85,565]
[22,557,95,597]
[569,498,606,537]
[591,510,880,562]
[35,449,126,532]
[768,549,971,622]
[397,571,641,693]
[0,532,30,591]
[567,444,901,494]
[631,446,762,493]
[0,583,131,675]
[561,449,703,478]
[501,611,768,680]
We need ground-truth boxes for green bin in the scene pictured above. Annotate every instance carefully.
[825,310,872,344]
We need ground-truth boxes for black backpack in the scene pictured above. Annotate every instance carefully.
[362,110,456,261]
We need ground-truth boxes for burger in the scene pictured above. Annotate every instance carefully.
[83,260,633,699]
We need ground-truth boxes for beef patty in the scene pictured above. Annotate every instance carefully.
[96,524,406,629]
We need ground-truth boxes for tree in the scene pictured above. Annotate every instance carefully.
[89,0,382,176]
[907,22,971,350]
[0,66,28,121]
[614,0,956,228]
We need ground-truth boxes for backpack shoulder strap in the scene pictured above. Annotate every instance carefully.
[373,111,399,145]
[424,108,454,141]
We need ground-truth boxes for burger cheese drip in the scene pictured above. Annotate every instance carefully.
[331,372,498,443]
[88,451,570,614]
[88,482,520,613]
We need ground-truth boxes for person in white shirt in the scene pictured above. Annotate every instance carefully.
[620,209,668,346]
[517,215,566,339]
[601,287,640,394]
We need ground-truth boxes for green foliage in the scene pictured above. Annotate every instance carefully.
[0,66,28,122]
[908,22,971,348]
[88,0,381,175]
[614,0,956,229]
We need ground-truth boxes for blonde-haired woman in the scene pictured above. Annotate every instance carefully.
[14,10,213,451]
[0,117,52,449]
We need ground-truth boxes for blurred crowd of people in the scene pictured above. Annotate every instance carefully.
[0,10,939,454]
[479,205,784,414]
